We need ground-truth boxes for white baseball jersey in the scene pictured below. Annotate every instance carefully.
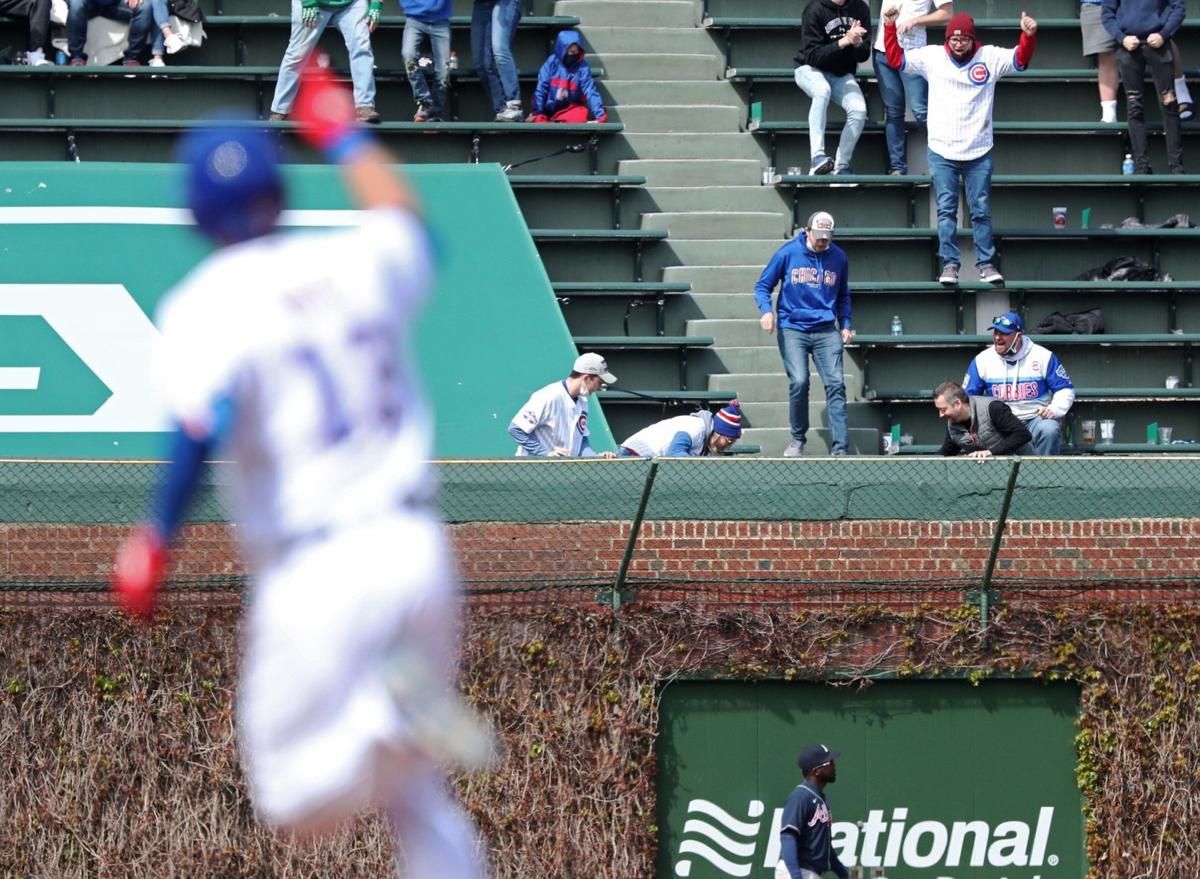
[155,208,436,564]
[873,0,953,52]
[510,380,590,456]
[621,411,713,457]
[902,44,1021,160]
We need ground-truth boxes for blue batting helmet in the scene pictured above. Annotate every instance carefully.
[177,120,284,244]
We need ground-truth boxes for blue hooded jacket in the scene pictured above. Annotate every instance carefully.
[532,30,607,121]
[1101,0,1184,40]
[754,232,852,332]
[399,0,452,21]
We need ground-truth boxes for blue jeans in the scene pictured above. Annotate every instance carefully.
[149,0,167,55]
[927,148,995,268]
[403,17,450,116]
[793,65,867,170]
[777,326,849,454]
[67,0,153,61]
[1017,415,1063,455]
[872,49,928,174]
[471,0,521,112]
[271,0,376,114]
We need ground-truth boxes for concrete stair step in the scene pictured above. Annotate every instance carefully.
[709,345,793,373]
[590,52,722,80]
[602,79,742,106]
[644,210,786,239]
[617,159,762,186]
[663,238,783,264]
[646,185,788,210]
[685,317,765,346]
[555,0,699,28]
[687,293,759,320]
[580,26,721,55]
[662,264,767,292]
[740,427,882,456]
[740,401,880,428]
[615,132,767,161]
[710,372,791,399]
[610,104,742,133]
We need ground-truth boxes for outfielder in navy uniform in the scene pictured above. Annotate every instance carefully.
[776,744,850,879]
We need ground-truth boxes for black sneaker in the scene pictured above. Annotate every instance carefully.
[413,103,436,122]
[978,263,1004,285]
[938,263,960,286]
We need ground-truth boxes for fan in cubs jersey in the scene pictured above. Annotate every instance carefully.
[111,67,489,878]
[509,352,618,457]
[883,7,1037,288]
[618,400,743,457]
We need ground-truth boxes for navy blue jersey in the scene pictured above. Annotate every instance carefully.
[779,781,848,878]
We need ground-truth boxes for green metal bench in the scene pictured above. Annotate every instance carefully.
[532,228,667,281]
[573,335,715,391]
[552,281,691,336]
[510,174,645,229]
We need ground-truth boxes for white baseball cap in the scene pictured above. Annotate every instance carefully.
[806,210,836,241]
[573,352,617,384]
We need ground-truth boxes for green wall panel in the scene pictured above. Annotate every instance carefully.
[657,679,1085,879]
[0,161,611,459]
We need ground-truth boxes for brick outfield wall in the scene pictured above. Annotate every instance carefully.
[3,519,1199,603]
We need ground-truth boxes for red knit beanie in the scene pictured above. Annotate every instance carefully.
[945,12,976,42]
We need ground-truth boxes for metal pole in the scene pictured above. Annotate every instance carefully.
[609,460,659,610]
[979,459,1022,627]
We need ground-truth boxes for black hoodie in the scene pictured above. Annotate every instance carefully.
[795,0,871,76]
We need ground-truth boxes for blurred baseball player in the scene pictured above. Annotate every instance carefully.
[618,400,743,457]
[111,67,489,877]
[508,351,618,457]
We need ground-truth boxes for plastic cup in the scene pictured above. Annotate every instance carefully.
[1159,426,1174,444]
[1099,419,1116,443]
[1052,206,1067,228]
[1080,420,1097,444]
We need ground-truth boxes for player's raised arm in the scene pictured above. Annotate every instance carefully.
[292,62,419,215]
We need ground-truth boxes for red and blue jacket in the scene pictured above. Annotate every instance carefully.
[532,30,607,121]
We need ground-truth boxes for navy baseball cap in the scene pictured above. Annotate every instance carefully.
[797,744,841,773]
[991,311,1024,333]
[177,117,284,244]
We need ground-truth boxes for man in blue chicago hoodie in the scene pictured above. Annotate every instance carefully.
[528,29,607,123]
[755,211,854,457]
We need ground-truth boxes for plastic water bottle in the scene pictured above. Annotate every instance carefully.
[891,315,904,336]
[1122,153,1135,175]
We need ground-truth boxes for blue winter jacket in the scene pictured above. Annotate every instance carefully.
[1101,0,1184,40]
[754,233,852,332]
[532,29,607,120]
[400,0,452,21]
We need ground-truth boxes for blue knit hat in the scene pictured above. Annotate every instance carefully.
[713,400,743,438]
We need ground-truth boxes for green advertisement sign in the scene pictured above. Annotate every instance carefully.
[0,161,611,460]
[657,680,1085,879]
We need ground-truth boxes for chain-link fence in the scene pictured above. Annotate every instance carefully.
[2,457,1199,613]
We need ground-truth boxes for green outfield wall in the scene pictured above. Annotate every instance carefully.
[0,161,611,459]
[658,679,1085,879]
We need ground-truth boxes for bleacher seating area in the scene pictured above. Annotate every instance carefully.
[3,0,1198,455]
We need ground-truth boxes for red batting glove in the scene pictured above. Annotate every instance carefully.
[292,59,358,153]
[112,526,168,621]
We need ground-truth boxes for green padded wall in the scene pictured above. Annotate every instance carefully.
[0,161,611,459]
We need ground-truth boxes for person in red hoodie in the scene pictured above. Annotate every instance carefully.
[527,29,607,123]
[882,8,1036,288]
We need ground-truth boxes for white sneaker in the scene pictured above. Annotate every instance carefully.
[164,32,185,54]
[148,56,165,67]
[494,100,523,122]
[782,438,805,457]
